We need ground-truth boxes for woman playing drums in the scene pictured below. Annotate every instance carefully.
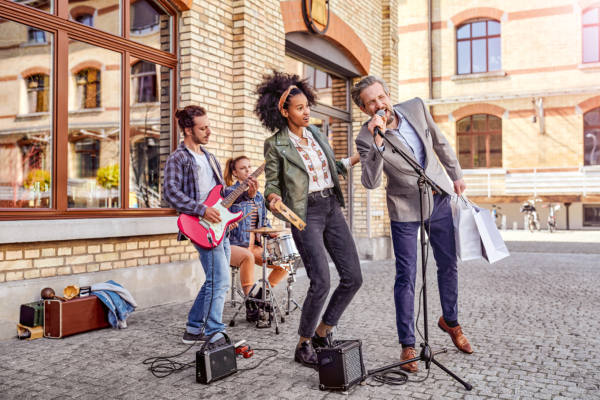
[254,70,362,369]
[224,156,288,322]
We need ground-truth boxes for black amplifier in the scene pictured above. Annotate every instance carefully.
[315,340,367,391]
[196,333,237,384]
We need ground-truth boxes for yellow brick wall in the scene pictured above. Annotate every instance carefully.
[0,235,196,283]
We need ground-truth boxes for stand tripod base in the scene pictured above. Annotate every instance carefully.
[367,344,472,391]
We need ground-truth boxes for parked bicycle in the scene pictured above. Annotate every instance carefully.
[542,203,562,233]
[492,204,503,229]
[520,198,542,233]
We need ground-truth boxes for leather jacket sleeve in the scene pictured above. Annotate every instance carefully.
[264,139,282,212]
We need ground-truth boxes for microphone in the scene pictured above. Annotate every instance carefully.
[374,110,386,139]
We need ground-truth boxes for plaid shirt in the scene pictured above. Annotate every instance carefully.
[163,142,225,240]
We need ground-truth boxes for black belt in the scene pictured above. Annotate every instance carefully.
[309,187,335,198]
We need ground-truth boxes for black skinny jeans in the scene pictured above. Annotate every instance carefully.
[291,191,362,338]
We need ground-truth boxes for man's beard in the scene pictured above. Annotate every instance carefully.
[191,134,207,145]
[385,108,395,125]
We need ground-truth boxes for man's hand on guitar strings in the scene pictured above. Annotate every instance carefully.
[204,207,221,223]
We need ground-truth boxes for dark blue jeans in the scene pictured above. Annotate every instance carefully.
[291,192,362,338]
[390,193,458,345]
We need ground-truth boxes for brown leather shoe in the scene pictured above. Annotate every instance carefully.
[400,347,418,373]
[438,317,473,354]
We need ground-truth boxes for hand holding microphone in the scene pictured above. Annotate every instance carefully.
[368,109,387,148]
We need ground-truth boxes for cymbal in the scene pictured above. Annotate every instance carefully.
[244,227,286,234]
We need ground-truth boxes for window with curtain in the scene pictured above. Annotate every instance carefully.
[75,14,94,27]
[76,68,101,109]
[583,7,600,63]
[27,27,47,43]
[457,114,502,169]
[131,61,157,103]
[456,20,501,75]
[27,74,50,113]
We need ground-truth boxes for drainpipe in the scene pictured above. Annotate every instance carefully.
[367,190,372,239]
[428,0,433,104]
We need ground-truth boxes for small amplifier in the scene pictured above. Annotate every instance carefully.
[20,301,44,327]
[196,333,237,384]
[315,340,368,391]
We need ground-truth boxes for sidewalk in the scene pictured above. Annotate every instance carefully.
[0,239,599,399]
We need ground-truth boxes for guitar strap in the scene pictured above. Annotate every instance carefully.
[204,149,224,186]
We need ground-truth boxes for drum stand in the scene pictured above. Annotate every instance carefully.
[228,232,282,334]
[284,258,302,315]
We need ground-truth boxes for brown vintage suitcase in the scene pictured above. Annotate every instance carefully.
[44,295,111,338]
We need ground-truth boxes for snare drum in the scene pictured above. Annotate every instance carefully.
[266,235,299,263]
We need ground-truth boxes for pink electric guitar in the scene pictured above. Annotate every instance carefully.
[177,163,266,249]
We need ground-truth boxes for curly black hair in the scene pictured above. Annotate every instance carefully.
[253,70,317,133]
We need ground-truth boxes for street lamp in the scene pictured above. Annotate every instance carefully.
[586,133,597,165]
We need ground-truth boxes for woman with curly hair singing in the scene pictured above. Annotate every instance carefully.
[255,70,361,369]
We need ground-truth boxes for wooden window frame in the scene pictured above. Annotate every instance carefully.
[456,19,501,75]
[584,107,600,166]
[0,0,178,220]
[457,114,502,169]
[582,6,600,64]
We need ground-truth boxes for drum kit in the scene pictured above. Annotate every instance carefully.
[228,226,303,334]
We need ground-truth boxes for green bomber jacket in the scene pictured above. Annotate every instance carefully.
[263,124,348,224]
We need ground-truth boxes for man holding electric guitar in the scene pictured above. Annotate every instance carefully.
[164,105,260,346]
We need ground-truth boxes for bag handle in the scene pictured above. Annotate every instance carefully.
[459,194,478,208]
[199,331,231,352]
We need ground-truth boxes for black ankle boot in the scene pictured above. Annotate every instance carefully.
[252,289,273,312]
[312,329,334,349]
[294,340,317,370]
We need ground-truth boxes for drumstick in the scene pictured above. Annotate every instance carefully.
[273,201,306,231]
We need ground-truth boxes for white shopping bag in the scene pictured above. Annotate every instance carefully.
[471,205,510,264]
[450,196,482,261]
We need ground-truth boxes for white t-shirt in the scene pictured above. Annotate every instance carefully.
[187,146,217,203]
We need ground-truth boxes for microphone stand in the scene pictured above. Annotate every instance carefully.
[367,131,472,391]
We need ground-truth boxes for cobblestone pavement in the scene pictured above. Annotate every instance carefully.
[1,239,599,399]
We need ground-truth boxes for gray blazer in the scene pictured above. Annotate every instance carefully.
[356,98,463,222]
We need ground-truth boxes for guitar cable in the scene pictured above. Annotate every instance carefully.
[143,235,217,378]
[143,217,279,379]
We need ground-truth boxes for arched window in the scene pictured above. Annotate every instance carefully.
[131,61,157,103]
[75,14,94,27]
[583,7,600,63]
[75,68,101,109]
[457,114,502,169]
[26,74,50,113]
[456,20,501,75]
[585,107,600,165]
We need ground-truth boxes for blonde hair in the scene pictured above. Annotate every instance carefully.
[224,156,249,187]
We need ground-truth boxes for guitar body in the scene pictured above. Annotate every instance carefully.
[177,185,244,249]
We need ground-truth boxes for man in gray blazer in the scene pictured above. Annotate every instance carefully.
[351,76,473,373]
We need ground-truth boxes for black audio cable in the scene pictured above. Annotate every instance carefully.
[367,143,436,386]
[143,235,217,378]
[143,235,279,379]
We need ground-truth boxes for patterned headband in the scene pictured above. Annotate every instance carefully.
[278,85,298,113]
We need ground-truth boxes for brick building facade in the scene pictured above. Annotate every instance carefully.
[398,0,600,231]
[0,0,400,340]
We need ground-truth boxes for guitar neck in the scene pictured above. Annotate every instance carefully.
[221,163,266,208]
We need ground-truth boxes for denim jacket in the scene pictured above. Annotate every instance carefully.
[224,181,271,247]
